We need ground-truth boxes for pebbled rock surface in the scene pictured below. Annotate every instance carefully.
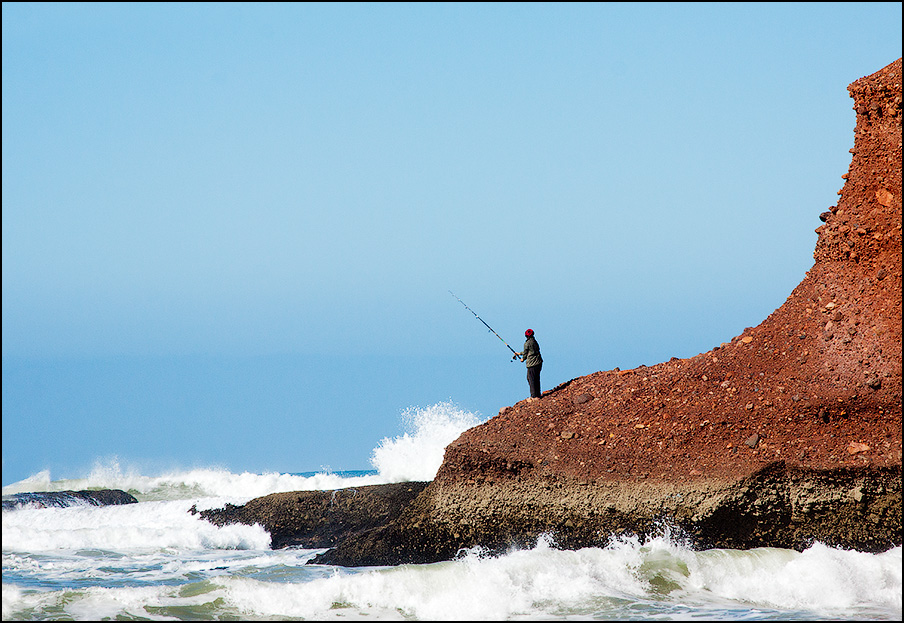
[314,59,902,566]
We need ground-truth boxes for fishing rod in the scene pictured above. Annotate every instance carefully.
[449,291,521,361]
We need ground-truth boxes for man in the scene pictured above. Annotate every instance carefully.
[514,329,543,399]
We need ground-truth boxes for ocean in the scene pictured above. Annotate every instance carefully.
[2,402,901,621]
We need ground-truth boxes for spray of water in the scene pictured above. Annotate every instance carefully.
[370,401,482,481]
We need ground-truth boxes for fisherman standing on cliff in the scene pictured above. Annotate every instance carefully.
[514,329,543,400]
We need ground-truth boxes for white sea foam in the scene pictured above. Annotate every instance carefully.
[686,541,903,615]
[7,535,896,621]
[0,402,483,557]
[219,538,903,620]
[1,499,271,552]
[2,458,383,500]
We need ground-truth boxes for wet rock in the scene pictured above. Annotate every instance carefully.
[196,482,428,549]
[2,489,138,511]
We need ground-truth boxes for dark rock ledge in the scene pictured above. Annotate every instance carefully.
[193,482,428,550]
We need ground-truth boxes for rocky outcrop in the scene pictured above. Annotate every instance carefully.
[201,60,902,566]
[194,482,428,549]
[313,59,902,566]
[1,489,138,510]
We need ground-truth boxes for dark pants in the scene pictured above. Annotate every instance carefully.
[527,364,542,398]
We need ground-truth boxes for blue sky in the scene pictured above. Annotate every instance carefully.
[3,3,902,485]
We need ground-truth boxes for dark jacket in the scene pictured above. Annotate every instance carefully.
[521,336,542,367]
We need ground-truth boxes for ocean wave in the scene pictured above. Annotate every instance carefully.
[1,499,272,553]
[184,538,904,620]
[3,535,900,621]
[686,540,903,614]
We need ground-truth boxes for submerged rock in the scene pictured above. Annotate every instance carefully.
[2,489,138,510]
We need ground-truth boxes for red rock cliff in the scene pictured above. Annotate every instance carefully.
[309,60,902,566]
[437,58,902,485]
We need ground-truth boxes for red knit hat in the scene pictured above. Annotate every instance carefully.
[525,329,534,337]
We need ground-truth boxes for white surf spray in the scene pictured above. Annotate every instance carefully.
[215,537,904,620]
[369,400,482,482]
[5,534,897,621]
[2,459,381,501]
[1,498,272,553]
[2,401,484,500]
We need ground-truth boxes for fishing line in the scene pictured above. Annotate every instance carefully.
[449,291,521,361]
